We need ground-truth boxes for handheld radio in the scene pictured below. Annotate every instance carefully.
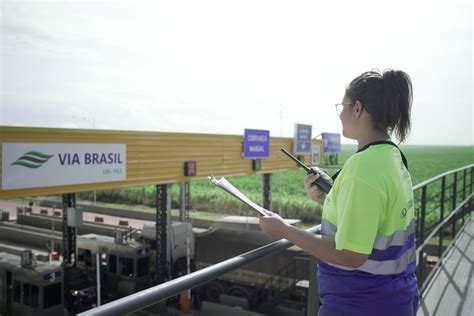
[280,148,333,194]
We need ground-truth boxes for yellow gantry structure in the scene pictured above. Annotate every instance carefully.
[0,126,323,199]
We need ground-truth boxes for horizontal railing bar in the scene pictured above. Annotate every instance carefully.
[413,164,473,191]
[79,225,321,315]
[416,194,472,254]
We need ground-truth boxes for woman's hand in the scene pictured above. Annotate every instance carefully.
[259,209,289,239]
[304,173,327,205]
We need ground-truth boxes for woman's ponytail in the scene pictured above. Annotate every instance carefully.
[382,70,413,143]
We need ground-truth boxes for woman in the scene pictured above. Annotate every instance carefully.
[259,69,418,316]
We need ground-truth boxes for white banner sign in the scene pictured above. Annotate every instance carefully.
[2,143,126,190]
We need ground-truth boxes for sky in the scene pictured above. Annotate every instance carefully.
[1,0,473,145]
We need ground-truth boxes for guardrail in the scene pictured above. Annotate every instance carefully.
[79,164,473,315]
[413,164,473,295]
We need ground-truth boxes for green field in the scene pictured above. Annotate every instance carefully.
[77,145,473,224]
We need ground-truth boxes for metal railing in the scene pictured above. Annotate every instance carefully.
[413,164,473,295]
[80,164,473,316]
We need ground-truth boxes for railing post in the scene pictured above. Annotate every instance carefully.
[451,172,457,238]
[471,166,474,215]
[471,166,473,215]
[415,191,420,247]
[417,186,427,287]
[438,176,446,260]
[306,256,319,316]
[463,169,467,223]
[471,166,473,195]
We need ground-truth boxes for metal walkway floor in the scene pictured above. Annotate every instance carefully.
[417,219,473,316]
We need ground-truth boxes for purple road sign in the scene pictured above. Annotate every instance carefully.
[322,133,341,153]
[293,124,312,154]
[243,129,270,159]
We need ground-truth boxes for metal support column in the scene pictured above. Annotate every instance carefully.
[62,193,76,266]
[155,184,169,285]
[179,182,191,221]
[184,181,191,220]
[179,182,185,222]
[263,173,272,211]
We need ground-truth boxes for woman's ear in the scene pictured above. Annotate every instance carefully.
[354,100,363,116]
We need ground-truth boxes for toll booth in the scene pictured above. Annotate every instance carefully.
[141,221,195,262]
[0,251,64,316]
[76,233,151,298]
[141,221,195,279]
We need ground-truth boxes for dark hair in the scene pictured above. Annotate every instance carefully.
[345,69,413,143]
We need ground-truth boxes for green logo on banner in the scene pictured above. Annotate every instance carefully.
[11,151,54,169]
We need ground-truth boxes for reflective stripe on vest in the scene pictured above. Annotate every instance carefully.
[323,246,416,275]
[320,218,416,275]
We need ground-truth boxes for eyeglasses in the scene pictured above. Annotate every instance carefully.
[335,102,352,115]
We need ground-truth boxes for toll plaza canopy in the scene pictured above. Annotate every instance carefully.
[0,126,323,199]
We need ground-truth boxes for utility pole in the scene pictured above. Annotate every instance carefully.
[280,104,283,137]
[50,205,56,262]
[279,104,284,215]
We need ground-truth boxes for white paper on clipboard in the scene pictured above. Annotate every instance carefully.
[208,176,267,216]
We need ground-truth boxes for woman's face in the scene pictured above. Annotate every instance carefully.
[340,96,357,140]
